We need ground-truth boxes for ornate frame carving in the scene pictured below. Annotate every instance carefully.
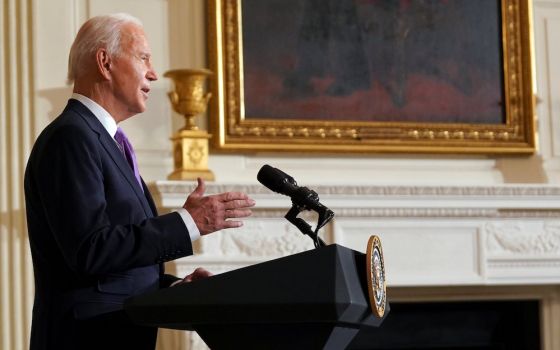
[207,0,536,154]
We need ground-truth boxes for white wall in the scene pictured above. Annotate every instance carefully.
[534,0,560,182]
[32,0,560,187]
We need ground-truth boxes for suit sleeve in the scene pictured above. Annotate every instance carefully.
[160,274,181,288]
[32,124,193,275]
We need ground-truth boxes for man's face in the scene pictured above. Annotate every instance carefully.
[110,23,157,120]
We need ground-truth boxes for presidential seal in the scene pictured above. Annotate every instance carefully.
[366,235,386,318]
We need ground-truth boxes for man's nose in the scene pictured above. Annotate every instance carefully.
[147,67,158,81]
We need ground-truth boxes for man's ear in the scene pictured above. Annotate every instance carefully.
[96,48,112,80]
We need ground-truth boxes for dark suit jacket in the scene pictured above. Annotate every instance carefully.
[24,99,193,349]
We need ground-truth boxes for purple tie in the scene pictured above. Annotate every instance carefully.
[114,127,143,191]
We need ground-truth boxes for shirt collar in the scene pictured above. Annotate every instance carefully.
[71,93,118,137]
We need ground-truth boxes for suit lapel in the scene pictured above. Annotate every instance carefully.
[99,132,155,217]
[68,100,154,218]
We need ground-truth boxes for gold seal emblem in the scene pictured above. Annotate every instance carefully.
[366,235,386,318]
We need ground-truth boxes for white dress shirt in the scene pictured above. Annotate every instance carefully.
[71,93,201,242]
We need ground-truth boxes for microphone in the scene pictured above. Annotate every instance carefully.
[257,164,332,215]
[258,164,334,247]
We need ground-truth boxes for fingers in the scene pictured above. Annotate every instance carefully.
[224,208,253,219]
[190,177,206,199]
[183,267,213,283]
[223,198,256,210]
[219,220,243,229]
[217,207,253,229]
[218,197,254,225]
[221,191,250,201]
[182,178,207,210]
[193,267,213,278]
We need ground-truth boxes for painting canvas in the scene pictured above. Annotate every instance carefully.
[242,0,503,124]
[207,0,535,154]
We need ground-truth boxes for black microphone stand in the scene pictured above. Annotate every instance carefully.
[284,204,334,248]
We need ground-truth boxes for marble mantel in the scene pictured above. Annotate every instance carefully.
[150,181,560,287]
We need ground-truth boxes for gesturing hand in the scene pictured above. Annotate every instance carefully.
[182,267,213,283]
[171,267,213,287]
[183,178,256,235]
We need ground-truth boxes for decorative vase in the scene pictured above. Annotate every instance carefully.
[164,68,215,181]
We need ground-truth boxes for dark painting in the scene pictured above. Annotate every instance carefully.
[241,0,504,124]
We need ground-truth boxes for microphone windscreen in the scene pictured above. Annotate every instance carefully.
[257,164,295,194]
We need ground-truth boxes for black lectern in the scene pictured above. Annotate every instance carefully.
[125,244,389,349]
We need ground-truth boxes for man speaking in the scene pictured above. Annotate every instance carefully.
[24,13,255,350]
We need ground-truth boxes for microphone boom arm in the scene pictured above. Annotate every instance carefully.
[284,203,334,248]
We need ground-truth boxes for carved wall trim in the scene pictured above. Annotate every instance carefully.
[196,220,315,257]
[485,223,560,254]
[153,181,560,198]
[487,259,560,268]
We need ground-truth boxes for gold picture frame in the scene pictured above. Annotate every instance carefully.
[207,0,536,154]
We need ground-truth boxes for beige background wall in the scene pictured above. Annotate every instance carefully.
[1,0,560,349]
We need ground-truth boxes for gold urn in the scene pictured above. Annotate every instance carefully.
[164,68,215,181]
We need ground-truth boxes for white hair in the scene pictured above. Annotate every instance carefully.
[67,13,143,84]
